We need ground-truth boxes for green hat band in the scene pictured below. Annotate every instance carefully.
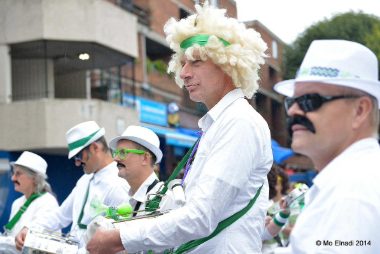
[180,34,230,49]
[68,129,100,151]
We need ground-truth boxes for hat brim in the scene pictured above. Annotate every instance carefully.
[10,161,47,179]
[274,78,380,109]
[109,136,163,164]
[68,128,105,159]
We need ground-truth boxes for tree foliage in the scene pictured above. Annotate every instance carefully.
[283,12,380,79]
[146,58,168,76]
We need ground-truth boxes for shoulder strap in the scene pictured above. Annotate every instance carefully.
[77,176,94,229]
[145,138,200,212]
[4,192,44,231]
[173,184,264,254]
[133,179,159,217]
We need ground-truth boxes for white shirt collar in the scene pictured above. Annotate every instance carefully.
[92,161,117,184]
[198,88,244,132]
[129,172,159,203]
[313,137,379,189]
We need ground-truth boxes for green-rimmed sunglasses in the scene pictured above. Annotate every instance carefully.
[112,148,145,160]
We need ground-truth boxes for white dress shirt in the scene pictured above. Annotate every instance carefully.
[120,89,273,253]
[30,162,130,247]
[0,192,59,253]
[290,138,380,254]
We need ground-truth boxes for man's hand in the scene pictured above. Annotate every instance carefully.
[264,215,272,226]
[86,228,126,254]
[279,197,290,214]
[15,227,28,251]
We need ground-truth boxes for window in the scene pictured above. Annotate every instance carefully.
[272,40,278,59]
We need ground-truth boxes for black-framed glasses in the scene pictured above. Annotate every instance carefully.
[285,93,359,112]
[112,148,145,160]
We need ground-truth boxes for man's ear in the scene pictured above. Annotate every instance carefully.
[352,96,373,129]
[142,152,153,166]
[90,142,101,153]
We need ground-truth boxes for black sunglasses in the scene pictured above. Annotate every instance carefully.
[73,146,90,161]
[285,93,359,112]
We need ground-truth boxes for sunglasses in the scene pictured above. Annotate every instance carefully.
[73,146,89,161]
[285,93,359,112]
[112,148,145,160]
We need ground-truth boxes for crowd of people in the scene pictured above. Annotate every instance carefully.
[1,2,380,254]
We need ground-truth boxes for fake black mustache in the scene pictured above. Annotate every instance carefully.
[117,162,126,169]
[287,115,316,136]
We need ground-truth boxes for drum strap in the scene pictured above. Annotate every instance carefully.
[77,176,94,229]
[133,179,159,217]
[5,192,45,231]
[145,137,200,212]
[172,184,263,254]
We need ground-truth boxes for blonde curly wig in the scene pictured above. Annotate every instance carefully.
[164,2,267,99]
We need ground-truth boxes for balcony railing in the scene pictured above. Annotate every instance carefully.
[117,0,150,26]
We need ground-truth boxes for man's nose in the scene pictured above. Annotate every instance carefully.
[74,159,82,167]
[287,100,304,116]
[180,62,191,80]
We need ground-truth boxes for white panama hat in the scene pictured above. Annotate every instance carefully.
[109,125,163,164]
[274,40,380,108]
[66,121,105,159]
[11,151,48,178]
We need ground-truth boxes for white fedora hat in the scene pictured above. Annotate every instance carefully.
[11,151,48,178]
[109,125,163,164]
[66,121,105,159]
[274,40,380,108]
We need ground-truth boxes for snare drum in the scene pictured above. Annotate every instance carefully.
[0,235,19,254]
[22,229,78,254]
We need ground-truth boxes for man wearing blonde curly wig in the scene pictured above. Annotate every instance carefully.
[87,3,272,254]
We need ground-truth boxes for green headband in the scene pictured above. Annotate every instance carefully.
[68,129,100,151]
[180,34,230,49]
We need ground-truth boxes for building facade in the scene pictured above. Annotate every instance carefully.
[0,0,298,230]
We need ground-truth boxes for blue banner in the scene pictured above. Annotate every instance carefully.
[139,98,168,127]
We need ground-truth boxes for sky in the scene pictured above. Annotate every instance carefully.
[235,0,380,44]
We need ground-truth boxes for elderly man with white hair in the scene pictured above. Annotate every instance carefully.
[87,2,272,254]
[0,151,59,254]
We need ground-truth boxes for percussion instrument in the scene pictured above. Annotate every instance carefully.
[22,229,78,254]
[0,234,19,254]
[285,183,309,207]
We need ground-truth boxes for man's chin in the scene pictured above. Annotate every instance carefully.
[83,167,92,174]
[188,92,201,102]
[291,136,311,155]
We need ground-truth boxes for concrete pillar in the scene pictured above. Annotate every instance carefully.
[0,45,12,103]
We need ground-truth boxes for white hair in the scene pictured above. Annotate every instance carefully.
[18,165,53,194]
[164,2,267,99]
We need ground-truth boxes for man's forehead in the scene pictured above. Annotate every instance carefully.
[180,50,203,60]
[294,82,348,95]
[13,165,23,171]
[116,139,134,147]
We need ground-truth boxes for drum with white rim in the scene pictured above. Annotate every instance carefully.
[22,229,78,254]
